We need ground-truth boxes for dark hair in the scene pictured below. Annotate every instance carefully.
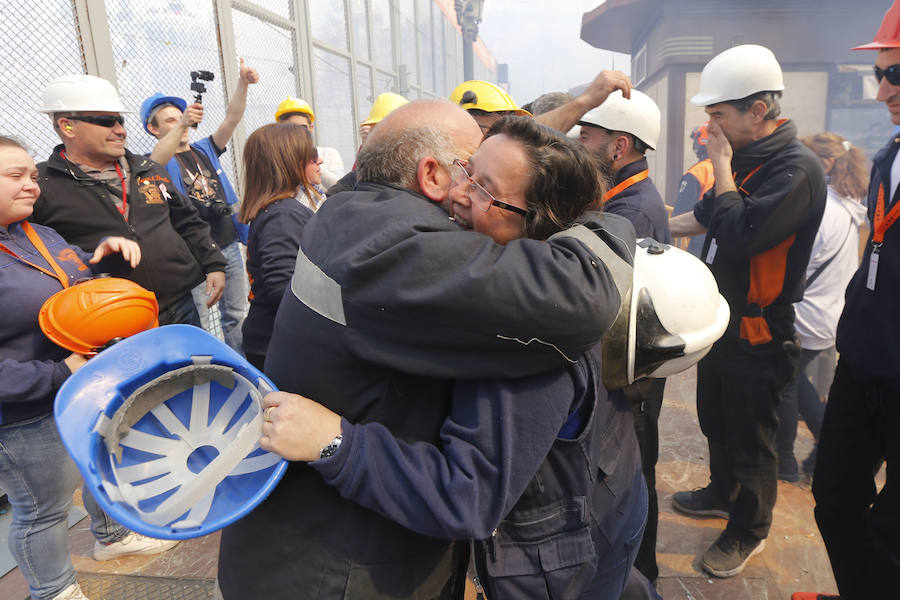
[727,90,782,120]
[802,132,869,201]
[597,126,649,155]
[277,112,312,125]
[239,123,321,223]
[483,116,605,240]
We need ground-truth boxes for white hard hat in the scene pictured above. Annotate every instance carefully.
[39,74,132,114]
[691,44,784,107]
[577,90,660,150]
[602,239,730,389]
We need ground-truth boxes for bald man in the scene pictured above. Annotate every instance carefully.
[217,100,637,599]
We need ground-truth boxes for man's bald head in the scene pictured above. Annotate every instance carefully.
[357,100,482,195]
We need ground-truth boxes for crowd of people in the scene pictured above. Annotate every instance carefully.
[2,3,900,600]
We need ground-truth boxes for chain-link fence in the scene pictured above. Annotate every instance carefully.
[4,0,495,345]
[1,0,85,157]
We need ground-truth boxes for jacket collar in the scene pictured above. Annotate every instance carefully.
[612,157,649,186]
[46,145,154,179]
[731,119,796,174]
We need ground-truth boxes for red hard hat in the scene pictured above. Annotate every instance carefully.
[854,1,900,50]
[39,277,159,355]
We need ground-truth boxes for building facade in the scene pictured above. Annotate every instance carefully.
[581,0,889,204]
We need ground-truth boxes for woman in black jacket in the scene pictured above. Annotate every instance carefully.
[239,123,318,370]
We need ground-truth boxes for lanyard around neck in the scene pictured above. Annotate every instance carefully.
[604,169,649,202]
[873,183,900,245]
[0,221,70,289]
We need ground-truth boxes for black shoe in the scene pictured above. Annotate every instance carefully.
[702,530,766,577]
[671,486,730,519]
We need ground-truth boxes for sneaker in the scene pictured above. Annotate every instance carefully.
[671,486,730,519]
[791,594,840,600]
[93,532,180,561]
[52,583,90,600]
[701,530,766,577]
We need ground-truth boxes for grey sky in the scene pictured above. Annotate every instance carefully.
[478,0,631,106]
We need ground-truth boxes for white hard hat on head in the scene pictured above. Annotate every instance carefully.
[577,90,660,150]
[691,44,784,107]
[40,74,131,114]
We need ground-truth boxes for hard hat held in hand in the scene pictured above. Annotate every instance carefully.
[54,325,288,540]
[602,239,730,389]
[691,44,784,107]
[39,277,159,356]
[274,96,315,123]
[578,89,661,150]
[361,92,409,126]
[449,80,531,116]
[40,74,131,114]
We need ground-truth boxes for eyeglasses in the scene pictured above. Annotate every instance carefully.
[874,64,900,86]
[68,115,125,128]
[450,159,528,216]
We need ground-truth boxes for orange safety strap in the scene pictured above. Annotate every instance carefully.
[740,234,795,346]
[736,164,764,195]
[873,183,900,245]
[0,221,70,289]
[604,169,649,203]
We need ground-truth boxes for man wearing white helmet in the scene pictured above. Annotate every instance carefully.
[577,88,670,585]
[669,44,826,578]
[32,74,227,329]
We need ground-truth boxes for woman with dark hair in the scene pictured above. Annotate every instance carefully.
[259,116,655,600]
[776,132,869,482]
[0,136,152,600]
[239,123,319,370]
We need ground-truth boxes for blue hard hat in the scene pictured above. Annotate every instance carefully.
[55,324,287,540]
[140,93,187,134]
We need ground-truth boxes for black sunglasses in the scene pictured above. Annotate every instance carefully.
[68,115,125,128]
[874,64,900,86]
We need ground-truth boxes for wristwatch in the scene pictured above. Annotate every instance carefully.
[319,434,343,459]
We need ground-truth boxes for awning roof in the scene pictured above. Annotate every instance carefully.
[581,0,655,54]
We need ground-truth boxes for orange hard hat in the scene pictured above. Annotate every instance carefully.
[39,277,159,355]
[691,123,709,146]
[854,1,900,49]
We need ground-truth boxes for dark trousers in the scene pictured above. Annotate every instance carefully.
[812,359,900,598]
[158,292,202,327]
[624,377,666,583]
[776,347,827,476]
[696,335,796,542]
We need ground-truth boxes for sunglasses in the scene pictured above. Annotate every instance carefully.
[874,64,900,86]
[68,115,126,128]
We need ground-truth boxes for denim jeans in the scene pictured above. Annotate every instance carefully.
[192,241,247,353]
[0,413,126,599]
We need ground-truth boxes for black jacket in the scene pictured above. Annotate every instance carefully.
[33,146,226,310]
[242,197,314,359]
[603,157,672,244]
[218,182,637,599]
[693,120,826,345]
[837,134,900,388]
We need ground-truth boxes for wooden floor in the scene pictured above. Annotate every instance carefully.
[0,367,842,600]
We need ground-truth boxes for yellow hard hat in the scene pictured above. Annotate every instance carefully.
[449,80,531,116]
[361,93,409,126]
[275,97,315,123]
